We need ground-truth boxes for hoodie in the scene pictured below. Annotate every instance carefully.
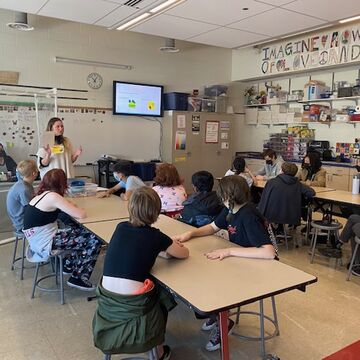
[258,174,315,226]
[181,191,224,227]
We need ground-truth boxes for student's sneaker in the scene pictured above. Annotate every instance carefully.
[62,263,73,275]
[205,319,235,352]
[159,345,171,360]
[67,276,95,291]
[201,318,217,331]
[351,268,360,277]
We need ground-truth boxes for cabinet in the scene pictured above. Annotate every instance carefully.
[162,111,234,192]
[323,166,350,191]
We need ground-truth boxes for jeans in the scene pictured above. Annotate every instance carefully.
[339,215,360,264]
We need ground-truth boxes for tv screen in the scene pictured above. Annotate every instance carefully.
[113,81,163,117]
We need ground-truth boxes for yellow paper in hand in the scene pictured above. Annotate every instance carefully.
[51,145,64,154]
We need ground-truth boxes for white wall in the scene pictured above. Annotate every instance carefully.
[0,9,232,162]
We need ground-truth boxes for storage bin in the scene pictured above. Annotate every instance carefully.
[215,96,228,113]
[204,85,228,97]
[201,98,216,112]
[338,87,353,97]
[164,92,189,111]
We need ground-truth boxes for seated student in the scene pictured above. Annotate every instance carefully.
[152,163,187,217]
[22,169,102,291]
[224,156,257,187]
[173,176,275,352]
[258,162,315,228]
[99,162,145,200]
[6,160,38,233]
[256,149,283,180]
[333,215,360,276]
[181,170,223,227]
[296,152,326,187]
[93,187,189,359]
[0,149,17,177]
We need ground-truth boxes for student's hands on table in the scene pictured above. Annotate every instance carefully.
[172,231,192,243]
[96,191,110,198]
[205,248,231,260]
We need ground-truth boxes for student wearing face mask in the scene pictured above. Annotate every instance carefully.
[98,162,145,200]
[296,152,326,187]
[37,117,82,179]
[256,149,283,180]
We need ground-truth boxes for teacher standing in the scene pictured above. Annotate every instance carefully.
[37,117,82,179]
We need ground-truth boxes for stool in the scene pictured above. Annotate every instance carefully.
[31,249,71,305]
[310,221,343,267]
[103,347,159,360]
[346,236,360,281]
[275,224,297,250]
[230,296,280,358]
[10,231,26,280]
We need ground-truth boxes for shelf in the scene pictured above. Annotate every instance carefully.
[244,102,287,107]
[299,96,360,103]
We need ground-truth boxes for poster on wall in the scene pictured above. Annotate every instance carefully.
[205,121,219,143]
[192,115,200,134]
[221,142,229,150]
[220,120,230,131]
[175,130,186,150]
[259,24,360,76]
[177,114,186,129]
[221,132,228,140]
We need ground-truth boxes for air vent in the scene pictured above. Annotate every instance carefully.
[6,12,33,31]
[123,0,145,7]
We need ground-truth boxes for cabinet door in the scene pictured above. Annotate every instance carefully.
[326,173,350,191]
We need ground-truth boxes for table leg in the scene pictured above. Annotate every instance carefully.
[219,310,230,360]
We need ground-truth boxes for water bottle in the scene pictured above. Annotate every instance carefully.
[352,174,360,195]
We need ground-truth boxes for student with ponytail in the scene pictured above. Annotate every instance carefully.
[172,175,275,352]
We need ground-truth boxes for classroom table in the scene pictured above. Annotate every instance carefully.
[70,195,129,224]
[255,179,335,193]
[84,215,317,360]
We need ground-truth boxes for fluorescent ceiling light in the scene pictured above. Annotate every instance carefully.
[116,12,151,30]
[149,0,185,13]
[339,15,360,23]
[54,56,133,70]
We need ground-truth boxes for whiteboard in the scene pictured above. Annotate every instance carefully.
[0,105,161,165]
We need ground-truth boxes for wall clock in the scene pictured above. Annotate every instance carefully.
[87,72,103,89]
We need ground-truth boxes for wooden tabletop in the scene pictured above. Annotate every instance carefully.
[70,195,129,224]
[85,215,317,315]
[255,179,334,194]
[314,190,360,206]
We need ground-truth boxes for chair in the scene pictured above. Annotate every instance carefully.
[103,347,159,360]
[31,249,71,305]
[309,220,343,267]
[10,231,26,280]
[230,296,280,358]
[346,236,360,281]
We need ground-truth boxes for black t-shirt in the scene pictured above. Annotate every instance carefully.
[214,203,271,248]
[103,221,173,282]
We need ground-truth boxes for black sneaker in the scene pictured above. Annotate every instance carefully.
[67,276,95,291]
[62,264,72,275]
[351,267,360,276]
[205,318,235,352]
[159,345,171,360]
[202,318,217,331]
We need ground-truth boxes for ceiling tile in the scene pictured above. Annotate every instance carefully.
[167,0,274,26]
[230,7,326,37]
[283,0,360,22]
[188,27,270,48]
[38,0,119,24]
[95,5,137,27]
[0,0,48,13]
[255,0,296,5]
[102,0,158,7]
[131,14,219,40]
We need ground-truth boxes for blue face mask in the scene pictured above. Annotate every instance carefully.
[16,169,22,181]
[114,172,126,188]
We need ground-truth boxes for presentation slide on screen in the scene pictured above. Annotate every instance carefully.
[115,83,162,116]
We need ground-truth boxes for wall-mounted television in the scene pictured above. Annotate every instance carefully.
[113,81,164,117]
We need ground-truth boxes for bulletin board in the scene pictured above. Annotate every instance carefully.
[0,105,162,165]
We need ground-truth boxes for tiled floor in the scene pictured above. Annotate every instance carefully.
[0,231,359,360]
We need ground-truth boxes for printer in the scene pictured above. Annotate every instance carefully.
[307,140,331,160]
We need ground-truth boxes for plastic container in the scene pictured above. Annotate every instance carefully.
[201,98,216,112]
[163,92,189,111]
[85,183,98,196]
[204,85,228,97]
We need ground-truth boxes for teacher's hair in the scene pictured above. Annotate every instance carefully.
[37,169,68,196]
